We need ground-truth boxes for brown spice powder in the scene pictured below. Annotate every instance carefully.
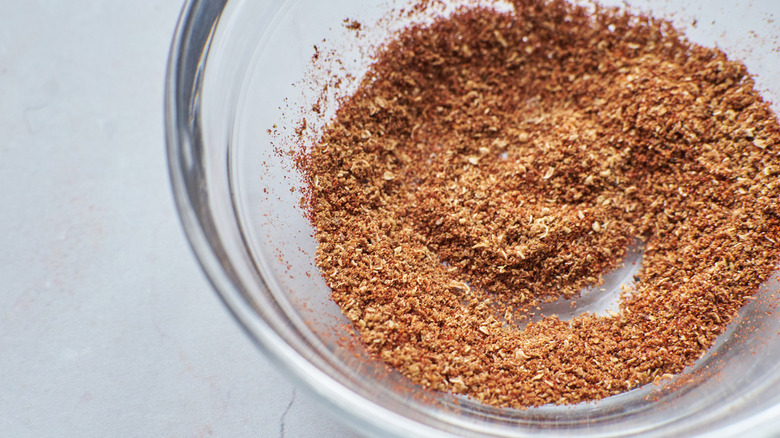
[297,0,780,408]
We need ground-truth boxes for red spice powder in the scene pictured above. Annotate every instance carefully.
[295,0,780,408]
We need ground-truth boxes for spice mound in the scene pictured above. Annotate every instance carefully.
[299,0,780,408]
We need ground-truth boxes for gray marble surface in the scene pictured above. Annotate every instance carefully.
[0,2,361,436]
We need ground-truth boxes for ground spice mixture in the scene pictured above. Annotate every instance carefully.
[296,0,780,408]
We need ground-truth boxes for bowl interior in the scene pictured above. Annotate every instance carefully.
[175,0,780,435]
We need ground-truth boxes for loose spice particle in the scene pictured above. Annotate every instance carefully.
[295,0,780,408]
[343,18,362,31]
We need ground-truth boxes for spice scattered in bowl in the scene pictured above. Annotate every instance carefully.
[296,0,780,408]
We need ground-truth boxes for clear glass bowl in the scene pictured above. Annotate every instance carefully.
[165,0,780,436]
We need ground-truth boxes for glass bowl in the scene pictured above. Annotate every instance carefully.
[165,0,780,436]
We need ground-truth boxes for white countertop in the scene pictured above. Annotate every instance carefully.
[0,2,360,436]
